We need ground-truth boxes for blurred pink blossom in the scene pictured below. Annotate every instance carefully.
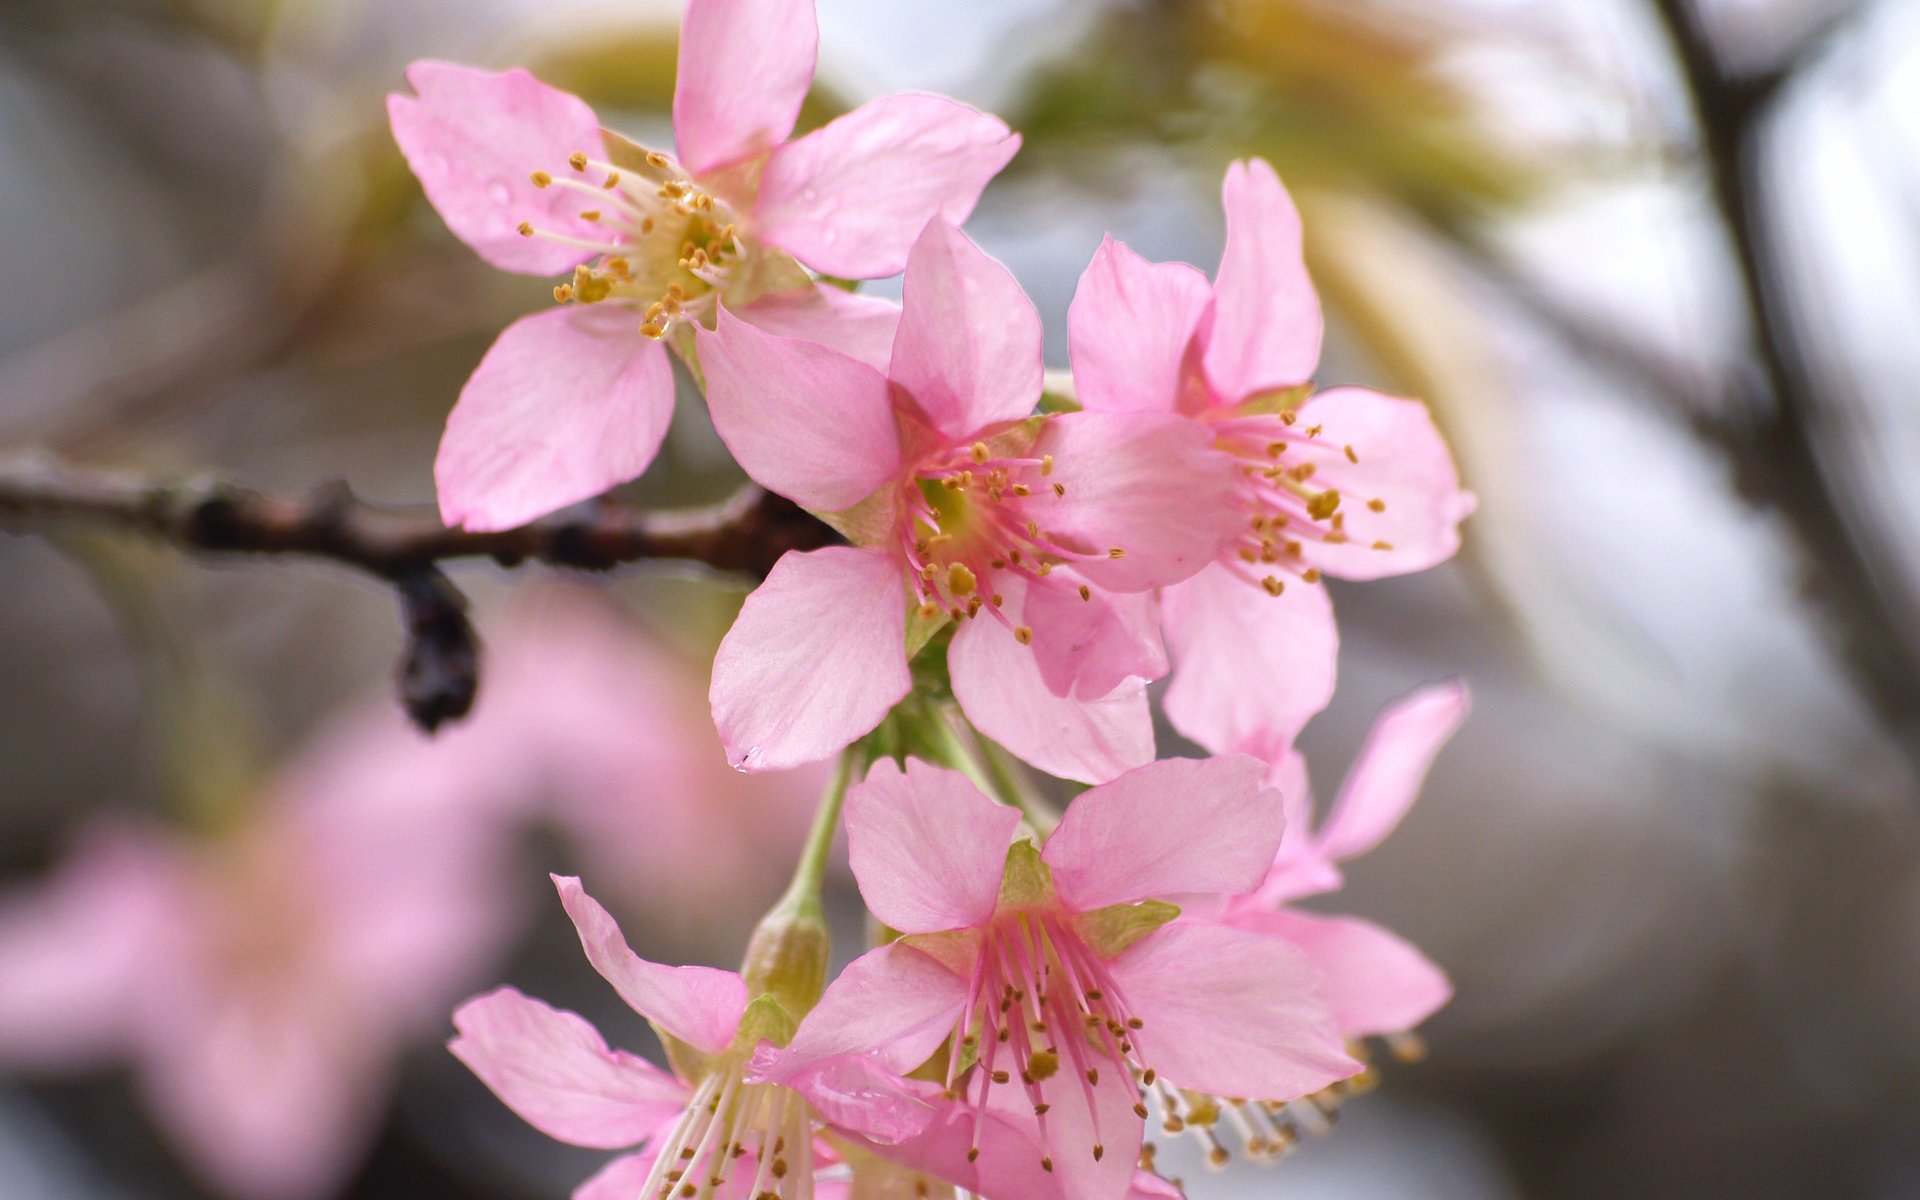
[0,719,520,1200]
[1068,158,1475,763]
[701,220,1241,782]
[386,0,1019,531]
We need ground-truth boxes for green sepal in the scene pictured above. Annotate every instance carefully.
[998,839,1054,909]
[1235,382,1315,416]
[1075,899,1181,958]
[657,1028,717,1085]
[897,929,982,976]
[733,993,800,1052]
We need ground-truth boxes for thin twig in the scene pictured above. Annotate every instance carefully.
[0,456,834,580]
[1651,0,1920,765]
[0,455,836,730]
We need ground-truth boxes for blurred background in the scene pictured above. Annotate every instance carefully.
[2,0,1918,1196]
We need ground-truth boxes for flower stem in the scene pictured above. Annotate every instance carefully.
[742,749,860,1019]
[775,748,860,920]
[926,707,1055,831]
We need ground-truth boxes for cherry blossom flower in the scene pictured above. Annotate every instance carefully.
[387,0,1019,531]
[452,875,942,1200]
[1223,681,1470,1045]
[0,724,520,1200]
[700,220,1242,782]
[767,756,1359,1200]
[1067,158,1475,762]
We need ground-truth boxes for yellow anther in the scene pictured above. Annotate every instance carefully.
[990,593,1003,608]
[1307,489,1341,521]
[602,172,620,189]
[1306,423,1324,437]
[1040,455,1054,475]
[1262,576,1284,596]
[529,170,552,188]
[1281,410,1298,426]
[515,221,534,237]
[580,209,602,222]
[1014,626,1033,645]
[918,602,941,620]
[1267,441,1287,456]
[1344,443,1359,463]
[1013,484,1032,497]
[645,151,671,168]
[1368,498,1387,512]
[1107,547,1126,559]
[567,151,589,171]
[1238,547,1258,563]
[946,564,976,595]
[1302,567,1323,583]
[1052,482,1066,497]
[552,283,574,303]
[1372,540,1394,551]
[971,441,990,463]
[1078,584,1091,601]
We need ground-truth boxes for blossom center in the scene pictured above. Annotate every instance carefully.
[641,1056,822,1200]
[519,148,746,339]
[1206,409,1392,597]
[945,912,1150,1173]
[897,436,1116,641]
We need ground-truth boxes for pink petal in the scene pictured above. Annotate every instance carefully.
[710,548,913,771]
[1229,909,1451,1038]
[1109,922,1358,1101]
[1005,574,1166,701]
[1160,562,1338,761]
[1034,411,1241,593]
[1317,680,1469,862]
[1200,158,1323,402]
[1250,751,1347,906]
[700,309,902,512]
[845,760,1018,935]
[889,221,1042,441]
[1287,387,1476,580]
[388,61,607,275]
[777,944,969,1076]
[574,1151,658,1200]
[764,1051,940,1145]
[0,826,181,1071]
[756,93,1019,279]
[732,285,901,371]
[949,620,1155,785]
[673,0,817,176]
[1042,755,1280,911]
[449,987,688,1148]
[984,1051,1141,1200]
[1067,237,1212,415]
[436,306,674,531]
[1129,1171,1185,1199]
[849,1083,1074,1200]
[553,875,747,1056]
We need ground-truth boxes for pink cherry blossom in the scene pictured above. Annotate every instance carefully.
[0,723,521,1200]
[1224,681,1470,1041]
[771,757,1359,1200]
[700,220,1243,781]
[1068,158,1476,762]
[453,875,942,1200]
[387,0,1020,531]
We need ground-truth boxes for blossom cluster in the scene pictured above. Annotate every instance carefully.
[384,0,1476,1197]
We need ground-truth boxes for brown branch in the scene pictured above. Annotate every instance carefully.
[0,455,838,730]
[1650,0,1920,765]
